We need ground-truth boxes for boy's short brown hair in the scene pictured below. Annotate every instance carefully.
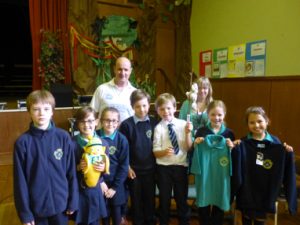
[26,90,56,112]
[130,89,151,107]
[155,93,176,110]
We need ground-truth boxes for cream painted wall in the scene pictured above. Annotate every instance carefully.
[190,0,300,76]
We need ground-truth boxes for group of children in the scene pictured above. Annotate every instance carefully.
[14,84,297,225]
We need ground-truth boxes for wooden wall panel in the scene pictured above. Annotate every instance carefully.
[211,79,271,139]
[0,165,13,203]
[211,77,300,158]
[0,111,30,157]
[269,79,300,154]
[155,26,175,96]
[0,108,77,159]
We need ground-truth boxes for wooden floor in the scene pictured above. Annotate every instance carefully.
[1,201,299,225]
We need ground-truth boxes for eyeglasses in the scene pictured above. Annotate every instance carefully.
[102,119,119,124]
[78,119,95,125]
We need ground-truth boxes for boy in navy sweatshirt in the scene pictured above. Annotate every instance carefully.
[119,89,158,225]
[13,90,78,225]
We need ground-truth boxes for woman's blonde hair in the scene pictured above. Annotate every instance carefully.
[195,77,213,106]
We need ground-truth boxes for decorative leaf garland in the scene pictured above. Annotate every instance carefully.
[38,30,65,90]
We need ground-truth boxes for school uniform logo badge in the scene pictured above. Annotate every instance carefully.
[54,148,63,160]
[263,159,273,169]
[219,156,229,167]
[109,146,117,155]
[146,130,152,138]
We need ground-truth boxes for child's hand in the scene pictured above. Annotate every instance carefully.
[283,142,294,152]
[233,139,241,146]
[128,166,136,179]
[194,137,204,145]
[185,122,193,134]
[100,182,108,194]
[93,161,105,172]
[105,188,116,198]
[79,159,87,172]
[226,138,234,149]
[23,221,34,225]
[165,147,174,156]
[66,210,74,215]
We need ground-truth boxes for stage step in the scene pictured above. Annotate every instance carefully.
[0,64,32,98]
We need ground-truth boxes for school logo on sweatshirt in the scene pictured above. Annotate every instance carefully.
[109,146,117,155]
[263,159,273,169]
[54,148,63,160]
[146,130,152,139]
[219,156,229,167]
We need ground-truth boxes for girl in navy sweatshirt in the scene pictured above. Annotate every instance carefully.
[96,107,129,225]
[73,106,108,225]
[232,106,296,225]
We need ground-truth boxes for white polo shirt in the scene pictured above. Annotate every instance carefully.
[90,79,136,122]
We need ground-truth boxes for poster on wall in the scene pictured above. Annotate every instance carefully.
[245,40,266,76]
[227,44,246,77]
[212,48,228,78]
[199,50,212,77]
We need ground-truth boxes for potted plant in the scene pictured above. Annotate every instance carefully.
[38,30,65,90]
